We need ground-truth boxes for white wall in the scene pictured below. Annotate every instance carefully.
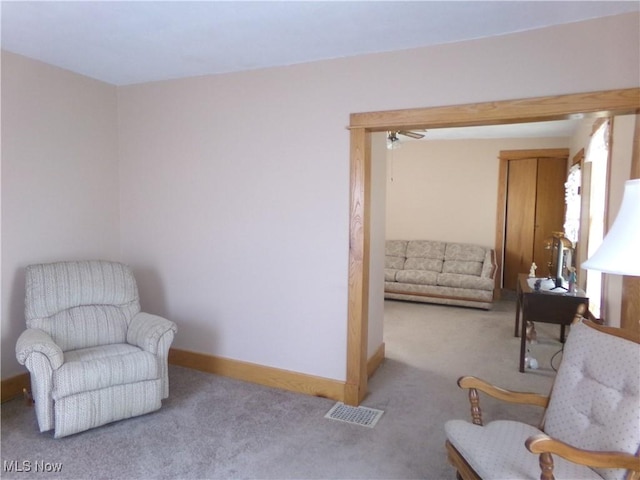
[385,137,571,247]
[2,12,638,382]
[368,133,387,360]
[1,52,120,377]
[116,13,639,382]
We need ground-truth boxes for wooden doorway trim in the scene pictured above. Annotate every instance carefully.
[346,88,640,406]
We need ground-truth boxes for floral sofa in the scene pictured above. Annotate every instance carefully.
[384,240,497,309]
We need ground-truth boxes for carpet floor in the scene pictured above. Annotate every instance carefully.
[1,299,564,479]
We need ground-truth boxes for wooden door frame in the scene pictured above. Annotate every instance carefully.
[346,88,640,405]
[497,148,570,292]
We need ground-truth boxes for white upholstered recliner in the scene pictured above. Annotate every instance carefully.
[16,260,177,438]
[445,306,640,480]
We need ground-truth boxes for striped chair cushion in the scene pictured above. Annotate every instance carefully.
[25,261,141,350]
[53,344,158,400]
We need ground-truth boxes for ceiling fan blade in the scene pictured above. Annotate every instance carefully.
[398,130,425,139]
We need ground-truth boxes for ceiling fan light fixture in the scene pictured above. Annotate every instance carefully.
[387,131,401,150]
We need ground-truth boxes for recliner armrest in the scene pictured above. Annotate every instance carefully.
[15,328,64,370]
[127,312,177,354]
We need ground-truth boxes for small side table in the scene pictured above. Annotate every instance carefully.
[515,274,589,372]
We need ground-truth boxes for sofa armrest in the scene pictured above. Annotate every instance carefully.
[16,328,64,370]
[127,312,177,354]
[481,250,497,279]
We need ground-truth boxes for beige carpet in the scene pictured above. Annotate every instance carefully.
[1,298,564,479]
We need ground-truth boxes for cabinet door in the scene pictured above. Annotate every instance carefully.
[533,157,569,272]
[504,158,537,290]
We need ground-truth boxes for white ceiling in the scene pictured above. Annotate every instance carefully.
[1,1,638,86]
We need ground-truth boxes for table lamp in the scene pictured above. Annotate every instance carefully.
[581,179,640,276]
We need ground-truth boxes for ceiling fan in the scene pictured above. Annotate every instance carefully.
[387,130,426,149]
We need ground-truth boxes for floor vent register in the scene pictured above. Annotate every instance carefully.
[324,402,384,428]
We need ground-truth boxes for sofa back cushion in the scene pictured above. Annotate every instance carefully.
[385,240,408,257]
[404,257,443,272]
[442,243,489,278]
[442,260,483,276]
[406,240,446,259]
[444,243,487,262]
[385,256,405,270]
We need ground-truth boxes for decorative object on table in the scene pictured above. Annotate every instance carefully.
[567,267,577,294]
[528,262,537,278]
[543,232,573,290]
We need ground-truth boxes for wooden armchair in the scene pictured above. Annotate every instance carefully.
[445,306,640,480]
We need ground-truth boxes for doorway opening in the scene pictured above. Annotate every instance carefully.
[345,88,640,406]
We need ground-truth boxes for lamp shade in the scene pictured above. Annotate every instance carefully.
[581,178,640,276]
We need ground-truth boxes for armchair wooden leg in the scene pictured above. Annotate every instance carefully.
[22,388,34,406]
[539,452,555,480]
[469,388,483,426]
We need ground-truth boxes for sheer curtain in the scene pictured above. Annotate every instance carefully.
[564,162,581,245]
[584,120,610,318]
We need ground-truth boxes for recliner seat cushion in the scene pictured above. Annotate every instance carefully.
[445,420,601,480]
[53,344,158,400]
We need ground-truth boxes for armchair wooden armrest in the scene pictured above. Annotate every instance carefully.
[457,376,549,425]
[526,434,640,478]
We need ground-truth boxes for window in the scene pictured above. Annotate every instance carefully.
[583,120,611,318]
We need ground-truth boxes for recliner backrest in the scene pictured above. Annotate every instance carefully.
[25,260,141,351]
[543,321,640,480]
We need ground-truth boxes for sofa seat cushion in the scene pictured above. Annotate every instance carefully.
[445,243,487,262]
[445,420,601,480]
[385,269,399,282]
[406,240,446,259]
[385,256,405,270]
[395,270,438,286]
[53,344,158,400]
[437,273,494,291]
[443,260,483,276]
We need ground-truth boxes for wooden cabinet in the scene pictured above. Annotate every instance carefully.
[500,149,569,290]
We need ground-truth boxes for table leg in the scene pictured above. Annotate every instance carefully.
[515,287,522,338]
[519,313,527,373]
[560,324,566,343]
